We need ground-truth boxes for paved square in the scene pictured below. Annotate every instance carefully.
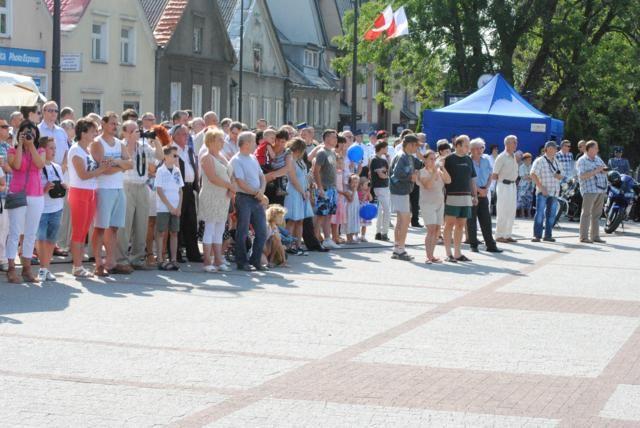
[1,221,639,426]
[599,384,640,422]
[356,307,638,377]
[208,398,560,427]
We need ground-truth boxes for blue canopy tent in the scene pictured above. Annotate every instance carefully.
[422,74,564,154]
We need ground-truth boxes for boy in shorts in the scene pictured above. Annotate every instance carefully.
[155,146,183,270]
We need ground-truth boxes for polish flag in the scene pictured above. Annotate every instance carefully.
[364,5,394,41]
[387,6,409,39]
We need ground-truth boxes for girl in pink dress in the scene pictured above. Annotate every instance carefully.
[358,177,372,242]
[331,155,347,243]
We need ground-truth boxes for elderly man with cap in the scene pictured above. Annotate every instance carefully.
[492,135,519,243]
[467,138,502,253]
[608,147,631,175]
[530,141,564,242]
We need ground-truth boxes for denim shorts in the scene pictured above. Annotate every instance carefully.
[37,209,63,242]
[96,188,126,228]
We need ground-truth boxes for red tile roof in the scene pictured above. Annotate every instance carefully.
[44,0,92,31]
[153,0,188,47]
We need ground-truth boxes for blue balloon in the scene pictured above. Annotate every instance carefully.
[359,203,378,220]
[347,145,364,163]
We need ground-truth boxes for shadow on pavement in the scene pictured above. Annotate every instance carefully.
[0,282,82,321]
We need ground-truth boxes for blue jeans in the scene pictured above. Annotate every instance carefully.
[534,193,558,239]
[235,193,268,268]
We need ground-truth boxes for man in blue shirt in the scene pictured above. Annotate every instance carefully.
[608,147,631,175]
[467,138,502,253]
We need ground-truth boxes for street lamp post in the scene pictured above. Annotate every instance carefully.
[350,0,359,131]
[52,0,61,105]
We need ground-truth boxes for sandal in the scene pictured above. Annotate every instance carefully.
[169,261,180,271]
[424,259,433,264]
[395,252,414,261]
[73,266,94,278]
[158,261,171,271]
[445,255,458,263]
[94,265,110,277]
[456,255,472,262]
[429,257,443,264]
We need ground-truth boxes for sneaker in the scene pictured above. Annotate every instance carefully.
[375,233,383,240]
[203,265,218,273]
[381,234,390,241]
[216,264,232,272]
[37,269,48,282]
[45,270,56,281]
[322,239,340,249]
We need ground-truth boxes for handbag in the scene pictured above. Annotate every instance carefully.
[43,164,67,199]
[5,157,30,210]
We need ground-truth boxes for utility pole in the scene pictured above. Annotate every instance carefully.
[52,0,61,105]
[350,0,359,131]
[238,0,244,122]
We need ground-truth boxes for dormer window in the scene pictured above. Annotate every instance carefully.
[304,50,319,68]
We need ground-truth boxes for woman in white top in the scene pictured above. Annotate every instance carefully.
[36,138,68,282]
[67,119,108,277]
[198,129,234,272]
[418,150,451,264]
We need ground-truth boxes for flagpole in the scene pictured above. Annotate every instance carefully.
[350,0,359,131]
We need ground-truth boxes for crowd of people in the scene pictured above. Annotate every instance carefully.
[0,104,636,283]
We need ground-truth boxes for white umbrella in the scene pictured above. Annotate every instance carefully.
[0,70,47,106]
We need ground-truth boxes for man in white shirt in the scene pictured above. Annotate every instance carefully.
[116,120,163,269]
[38,101,68,165]
[194,111,219,155]
[493,135,520,243]
[90,112,133,275]
[230,131,269,271]
[222,121,243,160]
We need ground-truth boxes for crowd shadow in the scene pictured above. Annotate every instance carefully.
[0,281,82,322]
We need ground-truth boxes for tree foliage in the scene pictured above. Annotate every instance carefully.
[333,0,640,163]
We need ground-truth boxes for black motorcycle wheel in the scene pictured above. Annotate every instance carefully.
[605,209,624,234]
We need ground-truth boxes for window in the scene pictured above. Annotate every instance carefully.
[372,79,378,98]
[211,86,221,114]
[362,82,368,99]
[304,50,319,68]
[91,22,107,61]
[302,99,309,122]
[192,84,203,117]
[123,101,140,112]
[313,99,320,126]
[170,81,182,113]
[323,100,330,127]
[82,99,102,116]
[0,0,11,38]
[249,97,257,126]
[275,100,283,125]
[262,98,270,124]
[120,27,135,65]
[290,98,297,123]
[253,47,262,73]
[193,17,204,53]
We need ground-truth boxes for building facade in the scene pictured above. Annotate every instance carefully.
[218,0,288,127]
[142,0,235,121]
[266,0,341,131]
[43,0,156,116]
[0,0,52,99]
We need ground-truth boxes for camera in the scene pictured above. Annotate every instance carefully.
[24,131,34,141]
[140,129,156,139]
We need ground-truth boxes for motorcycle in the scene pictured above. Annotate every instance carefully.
[604,171,640,234]
[553,178,580,227]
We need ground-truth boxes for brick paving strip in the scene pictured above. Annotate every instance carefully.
[170,242,640,427]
